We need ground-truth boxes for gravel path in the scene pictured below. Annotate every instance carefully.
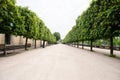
[0,44,120,80]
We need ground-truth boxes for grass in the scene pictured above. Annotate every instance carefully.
[109,54,117,58]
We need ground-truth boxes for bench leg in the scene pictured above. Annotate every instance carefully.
[4,49,7,56]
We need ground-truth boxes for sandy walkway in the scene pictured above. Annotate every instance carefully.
[0,44,120,80]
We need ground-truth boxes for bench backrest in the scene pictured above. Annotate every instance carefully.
[0,44,5,50]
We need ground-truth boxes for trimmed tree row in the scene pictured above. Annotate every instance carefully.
[63,0,120,56]
[0,0,56,52]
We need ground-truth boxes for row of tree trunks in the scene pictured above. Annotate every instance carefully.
[3,37,47,56]
[25,38,47,50]
[71,37,114,56]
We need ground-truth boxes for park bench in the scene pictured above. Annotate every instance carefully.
[114,47,120,51]
[0,43,31,55]
[0,44,5,51]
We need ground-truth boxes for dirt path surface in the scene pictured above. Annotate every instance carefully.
[0,44,120,80]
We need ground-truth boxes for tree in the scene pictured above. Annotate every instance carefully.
[63,0,120,55]
[53,32,61,41]
[0,0,57,53]
[0,0,25,55]
[19,7,38,50]
[94,0,120,55]
[0,0,25,35]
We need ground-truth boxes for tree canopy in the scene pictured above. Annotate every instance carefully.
[53,32,61,41]
[63,0,120,55]
[0,0,56,49]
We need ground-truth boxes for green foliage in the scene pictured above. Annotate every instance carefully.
[63,0,120,43]
[0,0,19,35]
[113,37,120,46]
[0,0,56,45]
[109,54,116,58]
[63,0,120,55]
[53,32,61,41]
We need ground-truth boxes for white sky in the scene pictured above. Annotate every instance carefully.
[17,0,92,39]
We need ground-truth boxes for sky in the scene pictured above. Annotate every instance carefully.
[17,0,92,39]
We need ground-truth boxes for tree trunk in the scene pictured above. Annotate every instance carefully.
[4,44,7,56]
[77,41,79,48]
[43,40,45,48]
[25,37,28,50]
[75,42,76,47]
[35,39,36,48]
[72,42,74,47]
[110,31,113,56]
[4,36,7,56]
[90,39,93,51]
[73,42,75,47]
[82,40,84,49]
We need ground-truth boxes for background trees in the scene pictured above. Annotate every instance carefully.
[63,0,120,56]
[53,32,61,41]
[42,26,56,48]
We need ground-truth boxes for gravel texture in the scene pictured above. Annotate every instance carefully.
[0,44,120,80]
